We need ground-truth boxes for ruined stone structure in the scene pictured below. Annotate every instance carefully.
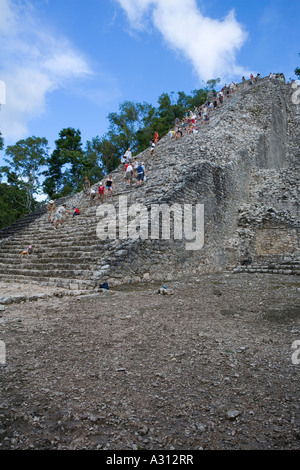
[0,76,299,291]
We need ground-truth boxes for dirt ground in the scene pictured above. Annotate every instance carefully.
[0,272,300,451]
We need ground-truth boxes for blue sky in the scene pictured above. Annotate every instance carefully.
[0,0,299,167]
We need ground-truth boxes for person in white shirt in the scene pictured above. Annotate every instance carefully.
[133,158,139,175]
[124,147,132,162]
[125,163,133,186]
[53,204,72,230]
[150,140,155,155]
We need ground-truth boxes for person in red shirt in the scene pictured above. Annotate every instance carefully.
[72,207,80,217]
[98,182,105,203]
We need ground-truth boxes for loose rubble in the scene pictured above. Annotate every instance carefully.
[0,273,299,450]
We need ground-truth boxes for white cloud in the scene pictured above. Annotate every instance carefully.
[1,67,54,137]
[0,0,17,34]
[0,0,92,142]
[43,52,91,80]
[116,0,250,82]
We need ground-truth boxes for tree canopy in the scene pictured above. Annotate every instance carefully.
[0,182,29,229]
[1,136,49,212]
[42,127,103,199]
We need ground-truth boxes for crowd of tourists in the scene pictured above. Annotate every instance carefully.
[167,82,239,140]
[121,150,146,188]
[166,72,281,142]
[167,79,246,141]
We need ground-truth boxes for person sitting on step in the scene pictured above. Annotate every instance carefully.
[72,207,80,217]
[19,245,33,257]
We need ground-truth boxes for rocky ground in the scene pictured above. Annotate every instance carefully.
[0,272,299,451]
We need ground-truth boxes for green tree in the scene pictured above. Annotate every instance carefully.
[147,92,178,139]
[84,140,105,182]
[55,127,85,192]
[107,100,139,150]
[42,149,64,199]
[1,136,48,211]
[0,131,3,151]
[150,88,207,141]
[0,182,29,229]
[147,91,194,140]
[205,78,221,92]
[189,88,208,108]
[90,136,120,175]
[43,128,89,198]
[107,101,156,156]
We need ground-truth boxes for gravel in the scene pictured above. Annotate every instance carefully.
[0,272,299,450]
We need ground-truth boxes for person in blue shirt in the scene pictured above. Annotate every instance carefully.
[137,162,146,186]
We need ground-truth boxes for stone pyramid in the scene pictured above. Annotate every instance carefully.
[0,76,299,293]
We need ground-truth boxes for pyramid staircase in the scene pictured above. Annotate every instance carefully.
[0,76,299,291]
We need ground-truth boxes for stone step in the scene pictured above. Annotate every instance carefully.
[0,255,114,267]
[0,240,102,250]
[0,260,99,272]
[0,269,97,283]
[237,262,300,269]
[0,210,46,240]
[0,266,96,279]
[0,227,101,237]
[0,273,97,290]
[0,254,114,267]
[0,241,117,253]
[233,265,300,275]
[0,225,99,235]
[0,256,100,265]
[0,253,116,267]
